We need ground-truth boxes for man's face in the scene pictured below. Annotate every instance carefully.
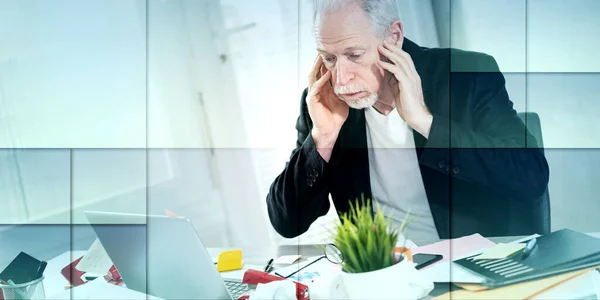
[315,3,386,109]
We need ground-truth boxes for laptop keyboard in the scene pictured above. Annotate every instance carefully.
[224,280,250,299]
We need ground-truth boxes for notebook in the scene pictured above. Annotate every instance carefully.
[454,229,600,288]
[0,252,47,284]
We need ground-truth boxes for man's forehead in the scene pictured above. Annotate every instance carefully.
[317,45,367,54]
[316,31,374,54]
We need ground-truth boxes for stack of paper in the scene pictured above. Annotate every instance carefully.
[533,269,600,299]
[434,267,599,299]
[432,232,600,299]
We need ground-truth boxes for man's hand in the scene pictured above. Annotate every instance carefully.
[307,55,349,162]
[377,41,433,138]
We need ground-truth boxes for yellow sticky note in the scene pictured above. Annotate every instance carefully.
[473,243,525,260]
[216,249,243,272]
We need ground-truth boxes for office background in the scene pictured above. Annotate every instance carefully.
[0,0,599,268]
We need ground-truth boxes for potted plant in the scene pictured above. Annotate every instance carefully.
[327,196,433,300]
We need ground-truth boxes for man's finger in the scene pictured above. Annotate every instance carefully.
[313,69,331,91]
[307,70,331,104]
[378,44,402,66]
[397,49,417,73]
[320,64,327,79]
[309,56,323,86]
[378,59,408,85]
[383,42,417,74]
[379,44,411,74]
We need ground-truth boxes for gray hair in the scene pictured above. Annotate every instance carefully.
[313,0,400,40]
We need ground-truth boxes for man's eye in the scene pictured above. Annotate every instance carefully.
[324,57,336,63]
[348,54,362,60]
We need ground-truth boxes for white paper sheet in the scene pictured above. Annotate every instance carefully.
[47,279,162,300]
[274,255,302,265]
[75,239,113,274]
[271,256,341,285]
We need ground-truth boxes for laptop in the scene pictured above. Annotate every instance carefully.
[84,211,250,300]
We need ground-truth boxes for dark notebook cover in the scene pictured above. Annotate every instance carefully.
[0,252,46,284]
[454,229,600,288]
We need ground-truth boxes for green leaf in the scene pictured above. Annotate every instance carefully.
[340,241,361,271]
[332,195,417,273]
[366,229,375,261]
[353,234,369,271]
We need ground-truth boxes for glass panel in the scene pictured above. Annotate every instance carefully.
[450,0,525,73]
[527,0,600,72]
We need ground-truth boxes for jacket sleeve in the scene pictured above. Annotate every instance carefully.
[419,56,550,200]
[266,88,332,238]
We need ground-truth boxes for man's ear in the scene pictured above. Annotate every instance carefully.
[384,21,404,48]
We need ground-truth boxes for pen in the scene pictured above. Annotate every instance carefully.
[521,238,537,260]
[264,258,274,273]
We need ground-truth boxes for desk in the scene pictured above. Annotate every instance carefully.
[44,251,86,298]
[44,233,600,299]
[207,233,600,299]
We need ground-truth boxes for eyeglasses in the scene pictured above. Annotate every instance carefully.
[274,243,344,279]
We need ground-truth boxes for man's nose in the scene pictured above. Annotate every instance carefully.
[335,60,354,87]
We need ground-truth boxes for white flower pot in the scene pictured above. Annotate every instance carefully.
[337,258,434,300]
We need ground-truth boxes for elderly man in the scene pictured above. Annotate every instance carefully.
[267,0,549,243]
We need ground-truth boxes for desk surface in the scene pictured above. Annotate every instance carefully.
[207,239,481,298]
[45,233,600,299]
[207,233,600,299]
[208,233,600,264]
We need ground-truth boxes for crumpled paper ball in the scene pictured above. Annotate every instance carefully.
[248,280,296,300]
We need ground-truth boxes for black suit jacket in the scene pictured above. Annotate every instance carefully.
[266,38,550,239]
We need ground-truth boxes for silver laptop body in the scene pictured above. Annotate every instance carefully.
[85,211,248,300]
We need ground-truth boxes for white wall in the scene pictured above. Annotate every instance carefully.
[0,0,176,226]
[217,0,320,245]
[440,0,600,232]
[0,0,271,251]
[184,0,274,247]
[147,0,209,148]
[0,0,146,148]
